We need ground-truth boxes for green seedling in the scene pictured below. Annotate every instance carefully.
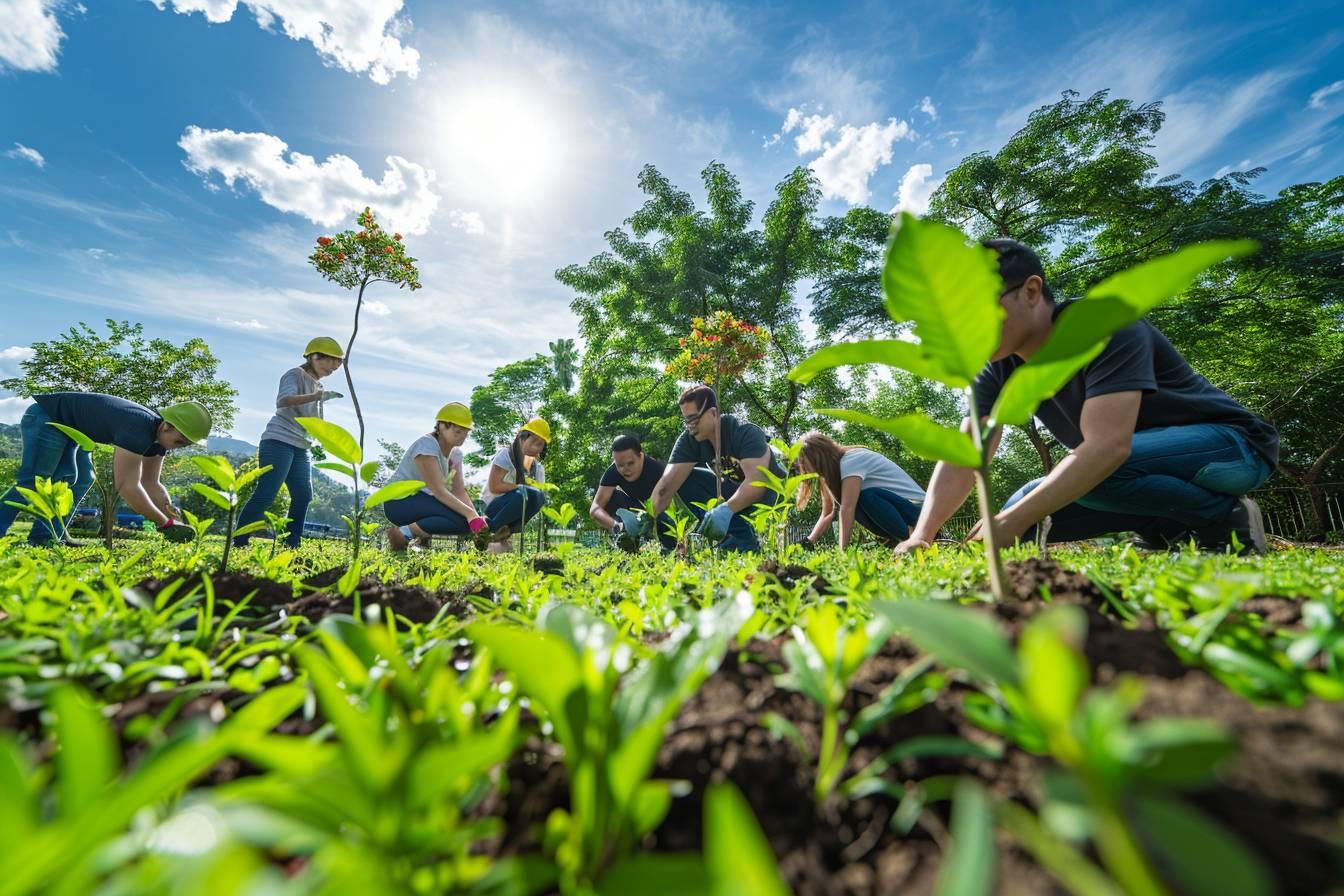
[178,507,216,557]
[790,214,1256,600]
[880,598,1272,896]
[189,455,274,572]
[3,475,76,546]
[469,593,754,891]
[297,416,423,565]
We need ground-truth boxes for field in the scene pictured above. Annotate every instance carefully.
[1,529,1340,895]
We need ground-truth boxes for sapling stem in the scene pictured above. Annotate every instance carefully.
[966,405,1009,602]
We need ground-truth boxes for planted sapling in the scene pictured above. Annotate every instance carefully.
[189,455,274,572]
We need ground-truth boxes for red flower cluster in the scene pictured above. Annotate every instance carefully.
[665,310,770,383]
[317,236,333,246]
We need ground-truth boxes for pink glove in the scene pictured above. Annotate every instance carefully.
[468,517,488,534]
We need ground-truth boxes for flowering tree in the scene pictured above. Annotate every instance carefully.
[309,207,422,455]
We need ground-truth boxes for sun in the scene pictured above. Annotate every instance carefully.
[433,80,572,209]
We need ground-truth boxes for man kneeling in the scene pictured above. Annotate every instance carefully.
[588,434,677,552]
[897,239,1278,555]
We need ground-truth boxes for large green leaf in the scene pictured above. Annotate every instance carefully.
[1132,795,1271,896]
[1087,240,1257,310]
[190,455,236,491]
[789,339,970,388]
[192,483,233,510]
[295,417,361,465]
[936,779,996,896]
[705,781,789,896]
[364,480,424,509]
[51,686,117,819]
[820,409,981,468]
[1019,606,1089,733]
[882,213,1004,382]
[467,623,583,753]
[45,422,96,452]
[876,600,1020,688]
[599,854,709,895]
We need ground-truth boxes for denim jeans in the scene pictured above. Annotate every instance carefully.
[0,403,96,544]
[384,491,472,535]
[603,488,678,551]
[677,467,779,552]
[854,488,923,543]
[485,485,546,530]
[1004,423,1271,543]
[234,439,313,547]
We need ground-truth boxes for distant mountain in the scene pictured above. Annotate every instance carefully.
[206,435,259,457]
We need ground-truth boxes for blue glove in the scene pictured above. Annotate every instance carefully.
[697,502,734,543]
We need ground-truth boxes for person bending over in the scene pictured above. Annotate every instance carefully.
[588,434,677,552]
[795,431,926,550]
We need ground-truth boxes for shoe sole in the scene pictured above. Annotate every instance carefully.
[1239,497,1267,554]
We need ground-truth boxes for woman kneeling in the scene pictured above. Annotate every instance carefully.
[796,431,926,549]
[479,418,550,554]
[383,402,488,551]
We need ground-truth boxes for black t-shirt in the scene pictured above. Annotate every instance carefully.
[668,413,786,480]
[973,302,1279,465]
[599,455,667,504]
[34,392,167,457]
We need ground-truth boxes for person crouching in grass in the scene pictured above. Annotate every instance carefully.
[382,402,490,551]
[479,418,550,554]
[794,431,926,550]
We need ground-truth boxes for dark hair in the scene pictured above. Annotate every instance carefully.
[982,238,1054,302]
[611,434,643,455]
[795,431,861,511]
[508,427,546,483]
[678,384,717,412]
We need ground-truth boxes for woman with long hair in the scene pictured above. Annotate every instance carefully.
[479,417,550,554]
[382,402,491,551]
[795,431,925,549]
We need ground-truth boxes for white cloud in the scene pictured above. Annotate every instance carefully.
[779,107,837,155]
[363,300,391,316]
[918,96,938,120]
[218,317,267,329]
[0,345,35,368]
[0,0,63,72]
[760,51,885,125]
[5,143,46,168]
[1213,158,1253,179]
[85,247,113,260]
[446,209,485,235]
[147,0,419,84]
[179,126,440,234]
[1156,69,1293,174]
[1308,79,1344,110]
[561,0,742,59]
[1299,144,1323,162]
[0,397,33,425]
[808,118,912,205]
[894,163,942,215]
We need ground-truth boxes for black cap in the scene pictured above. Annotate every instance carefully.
[982,238,1053,300]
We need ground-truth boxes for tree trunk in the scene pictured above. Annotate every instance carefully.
[1025,420,1054,476]
[1292,428,1344,540]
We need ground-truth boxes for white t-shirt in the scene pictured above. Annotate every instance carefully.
[387,435,464,497]
[480,446,545,503]
[839,448,925,504]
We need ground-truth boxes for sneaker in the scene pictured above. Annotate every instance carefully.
[1130,522,1191,552]
[414,533,433,551]
[1228,496,1267,555]
[385,526,409,553]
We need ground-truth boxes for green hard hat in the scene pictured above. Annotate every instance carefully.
[159,401,212,444]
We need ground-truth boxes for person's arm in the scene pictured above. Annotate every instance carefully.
[650,462,694,517]
[974,391,1140,544]
[487,462,518,496]
[590,484,619,529]
[724,452,771,512]
[114,448,172,525]
[415,454,479,521]
[449,454,473,508]
[895,416,1001,553]
[138,454,180,519]
[277,392,324,408]
[806,488,835,543]
[837,476,861,549]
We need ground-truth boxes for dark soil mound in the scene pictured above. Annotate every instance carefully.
[286,578,468,625]
[133,572,295,609]
[753,559,837,595]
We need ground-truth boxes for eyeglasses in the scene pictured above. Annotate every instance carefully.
[681,410,707,428]
[999,282,1024,299]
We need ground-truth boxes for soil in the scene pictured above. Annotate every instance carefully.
[133,571,296,609]
[753,559,838,595]
[286,578,470,625]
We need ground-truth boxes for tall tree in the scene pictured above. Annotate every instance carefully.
[1,319,237,543]
[468,355,552,466]
[548,338,578,393]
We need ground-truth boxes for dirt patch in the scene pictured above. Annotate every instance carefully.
[133,572,295,609]
[753,559,838,596]
[531,556,566,576]
[286,579,470,625]
[1235,595,1306,629]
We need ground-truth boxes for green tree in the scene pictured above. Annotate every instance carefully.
[548,338,578,393]
[468,355,553,466]
[0,320,237,545]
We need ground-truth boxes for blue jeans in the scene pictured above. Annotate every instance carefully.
[0,403,96,544]
[1005,423,1271,543]
[234,439,313,547]
[677,467,778,552]
[603,488,678,551]
[485,486,546,530]
[384,491,471,535]
[854,488,923,543]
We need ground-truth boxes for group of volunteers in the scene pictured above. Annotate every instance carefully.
[1,240,1278,555]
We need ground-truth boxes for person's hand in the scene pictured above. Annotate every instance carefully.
[468,516,488,534]
[157,520,194,543]
[966,513,1029,545]
[893,536,931,555]
[697,502,733,543]
[633,510,654,538]
[320,390,344,401]
[797,535,815,550]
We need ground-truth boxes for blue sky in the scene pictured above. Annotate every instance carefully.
[1,0,1340,463]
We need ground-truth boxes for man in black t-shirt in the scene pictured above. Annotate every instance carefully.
[649,385,784,552]
[896,240,1277,554]
[589,434,677,551]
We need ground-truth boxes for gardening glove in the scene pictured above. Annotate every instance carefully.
[468,516,488,534]
[157,519,194,543]
[697,502,734,544]
[320,390,344,401]
[613,509,642,553]
[797,535,814,550]
[632,510,654,538]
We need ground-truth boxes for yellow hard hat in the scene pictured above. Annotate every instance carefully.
[304,337,345,359]
[159,401,212,444]
[436,402,473,429]
[520,417,551,444]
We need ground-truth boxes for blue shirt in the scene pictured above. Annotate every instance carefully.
[34,392,167,457]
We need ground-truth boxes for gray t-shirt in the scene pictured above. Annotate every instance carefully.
[388,435,464,496]
[260,367,322,449]
[480,446,545,503]
[973,303,1280,465]
[839,448,925,504]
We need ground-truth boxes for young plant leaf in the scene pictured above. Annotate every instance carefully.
[232,520,270,537]
[364,480,425,509]
[296,417,361,465]
[358,460,381,484]
[51,686,117,819]
[314,461,355,477]
[704,781,790,896]
[45,422,97,452]
[1019,605,1089,733]
[191,483,233,510]
[876,600,1020,688]
[190,455,236,491]
[936,778,996,896]
[819,409,981,468]
[1132,795,1272,896]
[789,339,970,388]
[882,213,1004,382]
